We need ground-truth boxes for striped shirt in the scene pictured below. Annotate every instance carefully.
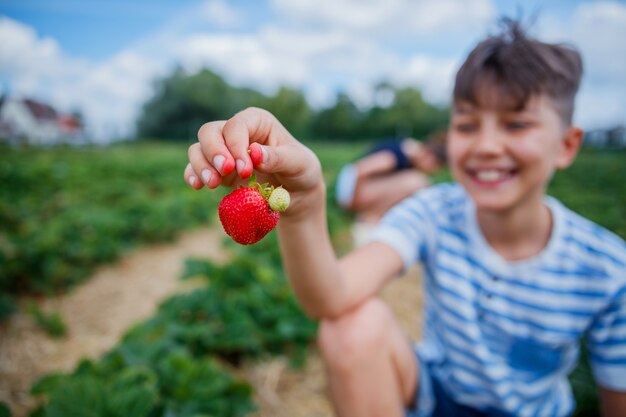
[370,183,626,417]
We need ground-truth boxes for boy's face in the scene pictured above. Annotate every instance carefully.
[447,94,581,214]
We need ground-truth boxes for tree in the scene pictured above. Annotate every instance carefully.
[136,68,266,140]
[364,86,449,140]
[311,92,363,140]
[262,87,312,138]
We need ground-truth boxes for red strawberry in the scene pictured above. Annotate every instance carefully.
[218,175,290,245]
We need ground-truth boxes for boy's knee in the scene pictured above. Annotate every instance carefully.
[318,299,393,368]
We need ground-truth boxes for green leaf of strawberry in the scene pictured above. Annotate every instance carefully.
[218,176,290,245]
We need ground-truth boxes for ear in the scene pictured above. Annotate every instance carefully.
[555,126,583,169]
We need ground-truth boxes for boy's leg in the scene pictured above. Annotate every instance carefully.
[317,297,419,417]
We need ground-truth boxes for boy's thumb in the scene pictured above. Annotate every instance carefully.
[248,142,304,176]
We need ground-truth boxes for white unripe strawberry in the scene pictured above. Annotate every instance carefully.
[268,187,290,212]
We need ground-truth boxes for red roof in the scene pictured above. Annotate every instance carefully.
[23,99,58,121]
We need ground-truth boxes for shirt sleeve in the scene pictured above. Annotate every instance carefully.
[365,187,437,272]
[586,286,626,391]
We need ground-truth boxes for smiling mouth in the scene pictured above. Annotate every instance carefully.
[467,168,517,185]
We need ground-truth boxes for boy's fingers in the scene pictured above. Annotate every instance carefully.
[222,107,288,179]
[221,115,257,179]
[197,121,236,176]
[187,143,222,189]
[184,163,204,190]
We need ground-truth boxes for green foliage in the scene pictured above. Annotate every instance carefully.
[0,293,16,319]
[156,352,253,417]
[264,87,313,138]
[136,69,315,141]
[0,402,11,417]
[363,87,449,139]
[569,346,600,417]
[30,352,252,417]
[30,233,315,417]
[135,67,449,142]
[31,366,158,417]
[137,68,266,140]
[116,235,317,368]
[27,303,67,338]
[312,92,364,140]
[549,148,626,239]
[0,142,223,319]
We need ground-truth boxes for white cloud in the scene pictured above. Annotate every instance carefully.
[537,1,626,128]
[70,51,160,138]
[0,16,67,80]
[571,1,626,80]
[175,27,392,98]
[270,0,494,36]
[392,55,459,104]
[203,0,241,28]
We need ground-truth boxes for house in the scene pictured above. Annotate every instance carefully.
[0,96,85,146]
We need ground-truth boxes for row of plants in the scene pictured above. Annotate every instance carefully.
[27,234,319,417]
[0,142,226,318]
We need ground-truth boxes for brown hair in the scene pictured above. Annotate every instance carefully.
[453,18,583,124]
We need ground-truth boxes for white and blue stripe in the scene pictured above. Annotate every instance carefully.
[370,183,626,417]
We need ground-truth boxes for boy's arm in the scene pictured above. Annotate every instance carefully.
[278,209,404,318]
[186,107,404,319]
[599,387,626,417]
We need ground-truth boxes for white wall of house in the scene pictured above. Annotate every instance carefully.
[0,98,68,145]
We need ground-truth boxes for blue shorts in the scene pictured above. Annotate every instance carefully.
[405,349,512,417]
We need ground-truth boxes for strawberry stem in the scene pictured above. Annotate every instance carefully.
[247,173,274,201]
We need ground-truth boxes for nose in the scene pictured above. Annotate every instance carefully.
[472,121,505,156]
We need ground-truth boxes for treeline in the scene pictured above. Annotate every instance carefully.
[136,68,449,141]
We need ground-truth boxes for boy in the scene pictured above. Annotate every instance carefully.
[184,21,626,416]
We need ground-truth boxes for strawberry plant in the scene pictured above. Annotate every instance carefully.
[29,232,316,417]
[30,351,253,417]
[0,143,224,318]
[119,245,317,367]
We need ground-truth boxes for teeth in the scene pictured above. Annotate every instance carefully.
[476,170,504,182]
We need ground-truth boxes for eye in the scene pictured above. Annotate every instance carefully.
[453,122,478,133]
[505,121,531,131]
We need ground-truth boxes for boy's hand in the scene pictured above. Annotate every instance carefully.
[184,107,324,219]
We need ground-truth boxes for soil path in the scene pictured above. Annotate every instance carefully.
[0,228,227,416]
[0,228,424,417]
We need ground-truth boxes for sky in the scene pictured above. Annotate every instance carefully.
[1,0,625,140]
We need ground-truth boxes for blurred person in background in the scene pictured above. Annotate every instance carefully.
[335,132,447,245]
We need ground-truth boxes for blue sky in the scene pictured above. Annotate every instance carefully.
[1,0,625,139]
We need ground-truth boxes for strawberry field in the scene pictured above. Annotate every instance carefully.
[0,143,222,317]
[0,142,624,416]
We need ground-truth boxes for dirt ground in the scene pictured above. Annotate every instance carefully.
[0,227,423,417]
